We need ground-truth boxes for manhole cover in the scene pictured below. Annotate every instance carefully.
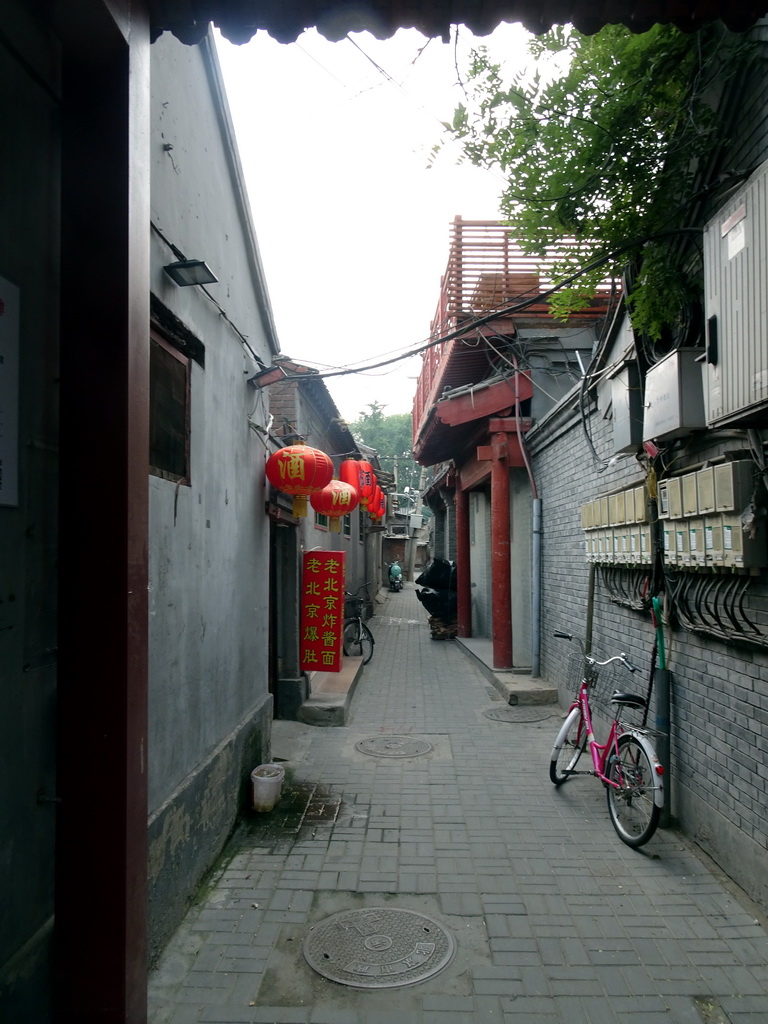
[355,736,433,758]
[483,706,555,722]
[303,907,455,988]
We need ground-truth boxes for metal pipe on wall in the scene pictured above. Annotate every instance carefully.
[531,498,542,676]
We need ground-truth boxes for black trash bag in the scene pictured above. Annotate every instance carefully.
[415,558,456,591]
[416,586,457,622]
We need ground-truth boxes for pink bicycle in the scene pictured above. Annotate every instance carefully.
[549,631,665,848]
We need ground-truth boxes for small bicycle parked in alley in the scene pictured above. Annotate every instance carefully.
[549,631,665,848]
[342,584,375,665]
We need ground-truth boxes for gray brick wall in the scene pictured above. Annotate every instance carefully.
[528,386,768,910]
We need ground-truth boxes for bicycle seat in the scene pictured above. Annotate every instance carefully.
[610,690,647,709]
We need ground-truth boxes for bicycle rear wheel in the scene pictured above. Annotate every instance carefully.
[606,735,660,847]
[549,707,587,786]
[343,620,375,664]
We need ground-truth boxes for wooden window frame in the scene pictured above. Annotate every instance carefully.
[149,329,191,485]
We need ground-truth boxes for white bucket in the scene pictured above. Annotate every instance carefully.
[250,763,285,812]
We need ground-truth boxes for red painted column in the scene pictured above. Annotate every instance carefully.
[455,487,471,637]
[490,434,512,668]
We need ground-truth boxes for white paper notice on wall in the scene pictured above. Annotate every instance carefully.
[0,276,20,507]
[722,203,747,261]
[726,219,746,260]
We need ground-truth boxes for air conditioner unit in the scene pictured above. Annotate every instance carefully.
[703,159,768,426]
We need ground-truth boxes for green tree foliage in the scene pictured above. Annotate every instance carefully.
[349,403,422,502]
[441,24,746,341]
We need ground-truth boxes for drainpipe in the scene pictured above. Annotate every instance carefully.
[531,498,542,677]
[510,356,540,677]
[455,487,471,638]
[490,433,513,668]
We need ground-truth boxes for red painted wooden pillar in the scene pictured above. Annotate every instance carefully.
[455,487,471,637]
[490,433,512,668]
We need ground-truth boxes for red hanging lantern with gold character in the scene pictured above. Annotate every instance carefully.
[310,479,360,532]
[368,484,384,521]
[265,444,334,517]
[355,460,377,507]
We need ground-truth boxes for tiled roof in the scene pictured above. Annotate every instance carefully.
[150,0,767,45]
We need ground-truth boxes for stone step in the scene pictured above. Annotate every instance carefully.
[297,656,364,726]
[455,638,558,706]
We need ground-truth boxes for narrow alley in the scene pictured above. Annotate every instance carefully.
[148,585,768,1024]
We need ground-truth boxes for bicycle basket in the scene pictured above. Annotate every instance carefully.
[566,652,596,692]
[344,596,363,617]
[565,651,619,698]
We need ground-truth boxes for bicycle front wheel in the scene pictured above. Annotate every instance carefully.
[606,735,660,847]
[343,620,375,664]
[549,707,587,786]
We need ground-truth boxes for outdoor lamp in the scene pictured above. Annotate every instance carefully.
[248,364,287,389]
[163,258,218,286]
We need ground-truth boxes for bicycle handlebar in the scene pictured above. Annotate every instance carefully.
[553,631,636,673]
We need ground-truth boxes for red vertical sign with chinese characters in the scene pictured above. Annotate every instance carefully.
[300,551,346,673]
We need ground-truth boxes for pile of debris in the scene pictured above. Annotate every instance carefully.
[415,558,457,640]
[427,616,457,641]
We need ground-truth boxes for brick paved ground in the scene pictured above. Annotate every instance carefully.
[148,585,768,1023]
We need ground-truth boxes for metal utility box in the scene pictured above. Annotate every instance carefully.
[722,513,768,569]
[682,472,699,517]
[640,525,652,564]
[704,159,768,426]
[609,490,626,526]
[663,523,677,565]
[687,519,706,568]
[643,349,707,442]
[658,480,670,518]
[632,485,648,523]
[662,476,684,519]
[704,517,724,567]
[714,460,755,512]
[611,362,644,454]
[697,467,716,514]
[673,522,690,564]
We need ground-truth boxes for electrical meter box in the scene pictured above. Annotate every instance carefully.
[714,460,755,512]
[697,467,716,513]
[682,472,699,516]
[703,159,768,426]
[674,522,690,563]
[663,524,676,564]
[609,491,626,526]
[610,362,644,454]
[665,477,683,518]
[643,349,707,442]
[632,485,648,523]
[704,517,724,567]
[640,525,651,564]
[688,519,706,567]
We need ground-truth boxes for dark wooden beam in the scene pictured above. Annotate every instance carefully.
[56,2,150,1020]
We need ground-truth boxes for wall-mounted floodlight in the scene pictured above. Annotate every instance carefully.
[163,259,218,287]
[247,365,288,389]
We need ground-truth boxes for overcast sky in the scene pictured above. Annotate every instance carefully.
[215,24,532,423]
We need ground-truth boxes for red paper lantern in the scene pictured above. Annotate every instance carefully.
[339,459,362,492]
[368,484,384,520]
[310,479,360,532]
[265,444,333,517]
[356,460,377,507]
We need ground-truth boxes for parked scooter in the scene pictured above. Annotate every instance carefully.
[388,561,404,592]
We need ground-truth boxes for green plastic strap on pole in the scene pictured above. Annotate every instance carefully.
[652,596,666,670]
